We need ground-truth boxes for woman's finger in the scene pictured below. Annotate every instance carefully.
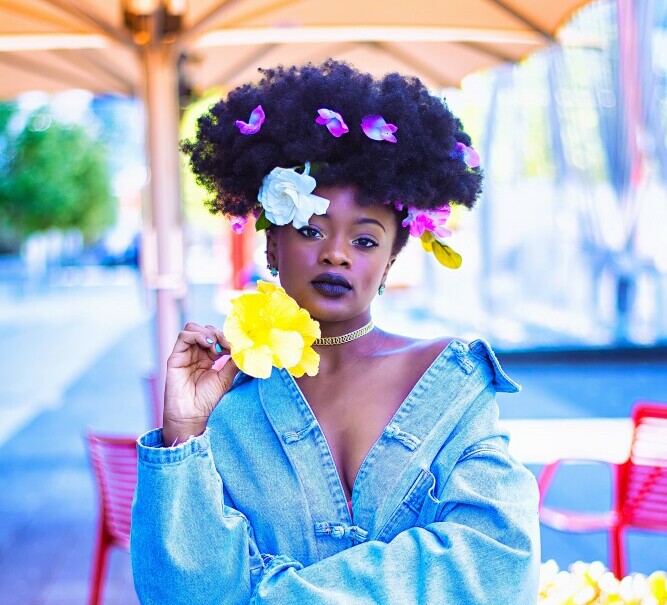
[204,324,232,354]
[169,329,219,362]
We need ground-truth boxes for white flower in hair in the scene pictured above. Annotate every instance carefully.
[258,162,329,229]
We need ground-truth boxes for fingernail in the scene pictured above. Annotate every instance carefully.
[206,337,214,344]
[215,343,223,354]
[211,354,230,371]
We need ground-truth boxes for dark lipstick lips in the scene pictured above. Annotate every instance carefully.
[311,272,352,289]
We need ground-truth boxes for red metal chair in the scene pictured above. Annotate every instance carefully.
[85,431,138,605]
[538,401,667,578]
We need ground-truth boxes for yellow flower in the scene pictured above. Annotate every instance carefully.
[420,231,462,269]
[224,280,320,379]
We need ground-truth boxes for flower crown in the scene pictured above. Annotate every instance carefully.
[229,105,480,270]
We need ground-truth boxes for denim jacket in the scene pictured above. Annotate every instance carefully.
[131,339,540,604]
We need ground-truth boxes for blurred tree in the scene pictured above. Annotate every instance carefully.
[0,108,115,246]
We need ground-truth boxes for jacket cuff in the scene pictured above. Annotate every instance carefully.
[136,427,211,464]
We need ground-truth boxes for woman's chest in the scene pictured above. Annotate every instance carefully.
[298,361,419,498]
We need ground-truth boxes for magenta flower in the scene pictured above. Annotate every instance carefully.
[454,142,480,168]
[402,205,452,239]
[361,115,397,143]
[235,105,265,135]
[315,108,349,138]
[229,215,248,234]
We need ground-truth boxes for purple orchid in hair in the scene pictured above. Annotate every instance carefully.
[315,108,349,137]
[229,215,249,234]
[361,115,397,143]
[235,105,265,135]
[453,141,480,168]
[402,204,452,239]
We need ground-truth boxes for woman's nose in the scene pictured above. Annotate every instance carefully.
[318,237,351,267]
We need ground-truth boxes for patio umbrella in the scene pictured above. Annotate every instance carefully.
[0,0,595,419]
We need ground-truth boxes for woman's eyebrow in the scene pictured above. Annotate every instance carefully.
[318,214,387,233]
[356,217,386,233]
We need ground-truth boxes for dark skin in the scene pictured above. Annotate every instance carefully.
[163,185,451,500]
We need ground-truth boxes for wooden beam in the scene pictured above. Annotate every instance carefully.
[485,0,554,42]
[40,0,134,47]
[207,43,278,88]
[0,0,79,31]
[53,49,135,94]
[368,41,457,89]
[0,52,89,90]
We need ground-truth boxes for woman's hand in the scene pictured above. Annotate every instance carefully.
[162,322,238,446]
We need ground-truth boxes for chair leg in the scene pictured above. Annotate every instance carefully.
[89,521,111,605]
[610,526,626,579]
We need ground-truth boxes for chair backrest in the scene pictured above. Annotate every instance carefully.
[86,432,138,550]
[617,402,667,529]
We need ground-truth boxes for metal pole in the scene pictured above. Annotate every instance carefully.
[141,42,185,427]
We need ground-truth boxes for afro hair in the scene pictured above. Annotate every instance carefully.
[182,60,482,252]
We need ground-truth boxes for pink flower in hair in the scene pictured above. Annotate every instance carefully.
[454,142,480,168]
[235,105,265,135]
[315,108,349,138]
[229,215,248,234]
[402,205,452,239]
[361,115,397,143]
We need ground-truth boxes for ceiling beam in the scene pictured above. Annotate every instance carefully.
[183,0,304,45]
[53,49,135,95]
[367,41,456,88]
[206,43,278,88]
[486,0,554,42]
[40,0,134,47]
[0,52,90,90]
[0,0,79,31]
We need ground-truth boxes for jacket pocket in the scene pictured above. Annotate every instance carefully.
[375,468,441,542]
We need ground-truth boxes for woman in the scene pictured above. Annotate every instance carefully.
[131,60,540,604]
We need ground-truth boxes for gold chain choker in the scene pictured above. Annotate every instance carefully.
[313,320,374,346]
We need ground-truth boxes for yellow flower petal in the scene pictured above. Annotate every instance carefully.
[282,307,320,344]
[235,344,274,379]
[288,345,320,378]
[224,281,321,378]
[268,328,304,368]
[420,231,434,252]
[256,280,283,295]
[223,309,255,351]
[432,241,462,269]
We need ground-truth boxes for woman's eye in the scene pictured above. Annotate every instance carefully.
[354,237,378,248]
[298,226,321,238]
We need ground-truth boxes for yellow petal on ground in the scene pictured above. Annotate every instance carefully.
[288,345,320,378]
[235,344,274,379]
[268,328,304,369]
[420,231,434,252]
[432,241,462,269]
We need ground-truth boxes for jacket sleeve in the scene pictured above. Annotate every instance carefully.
[251,436,541,605]
[130,428,260,605]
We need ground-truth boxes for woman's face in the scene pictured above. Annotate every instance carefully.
[267,185,397,324]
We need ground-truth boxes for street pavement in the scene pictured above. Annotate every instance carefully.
[1,271,666,604]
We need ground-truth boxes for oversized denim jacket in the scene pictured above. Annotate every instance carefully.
[131,339,541,604]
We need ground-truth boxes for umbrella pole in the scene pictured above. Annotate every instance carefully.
[141,43,185,428]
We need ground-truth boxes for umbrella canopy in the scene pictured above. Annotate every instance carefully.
[0,0,594,97]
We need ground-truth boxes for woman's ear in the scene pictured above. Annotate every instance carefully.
[265,228,278,269]
[380,255,396,286]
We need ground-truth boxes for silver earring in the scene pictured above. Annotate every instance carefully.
[378,284,385,296]
[267,264,278,277]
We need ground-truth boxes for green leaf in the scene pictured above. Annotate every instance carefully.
[255,210,271,231]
